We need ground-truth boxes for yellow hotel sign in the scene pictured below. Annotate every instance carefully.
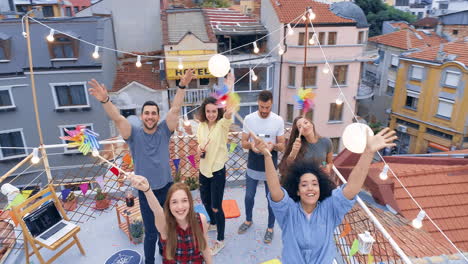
[165,50,216,80]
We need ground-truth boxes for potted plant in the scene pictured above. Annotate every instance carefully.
[63,192,77,211]
[129,218,144,244]
[184,176,199,199]
[95,188,110,210]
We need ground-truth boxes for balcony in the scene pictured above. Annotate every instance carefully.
[356,79,376,100]
[168,87,212,106]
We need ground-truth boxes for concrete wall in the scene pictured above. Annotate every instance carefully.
[76,0,163,52]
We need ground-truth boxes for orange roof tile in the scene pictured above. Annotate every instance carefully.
[404,41,468,66]
[368,29,447,50]
[111,59,164,92]
[391,22,411,30]
[268,0,356,24]
[412,17,439,28]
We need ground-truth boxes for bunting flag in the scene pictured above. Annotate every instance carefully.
[96,176,105,189]
[173,159,180,172]
[21,190,33,199]
[80,183,89,195]
[110,167,119,176]
[61,189,71,201]
[349,239,359,257]
[229,143,237,153]
[368,253,374,264]
[340,220,352,238]
[5,193,26,210]
[187,155,196,169]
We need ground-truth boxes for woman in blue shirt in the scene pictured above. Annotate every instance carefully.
[252,128,396,264]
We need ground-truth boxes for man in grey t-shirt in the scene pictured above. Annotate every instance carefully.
[88,70,194,264]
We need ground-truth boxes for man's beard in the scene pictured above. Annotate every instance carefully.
[143,122,157,130]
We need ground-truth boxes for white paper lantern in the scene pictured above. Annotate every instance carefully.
[342,123,374,153]
[208,54,230,77]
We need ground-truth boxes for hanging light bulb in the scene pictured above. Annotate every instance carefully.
[251,69,257,81]
[22,32,28,38]
[323,64,330,74]
[178,58,183,70]
[278,45,284,55]
[136,55,142,68]
[302,15,307,21]
[379,164,389,180]
[31,148,40,164]
[92,148,99,157]
[92,46,100,59]
[46,29,55,42]
[253,41,259,54]
[287,23,294,35]
[412,210,426,229]
[309,35,315,45]
[308,8,316,20]
[335,93,344,106]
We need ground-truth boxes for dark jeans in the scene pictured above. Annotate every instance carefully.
[138,182,172,264]
[244,173,275,229]
[199,167,226,241]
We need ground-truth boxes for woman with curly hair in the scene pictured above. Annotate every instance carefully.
[253,128,396,264]
[128,177,212,264]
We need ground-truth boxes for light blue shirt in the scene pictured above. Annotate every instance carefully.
[268,186,356,264]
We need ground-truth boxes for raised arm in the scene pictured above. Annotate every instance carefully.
[166,69,195,132]
[129,174,167,238]
[343,128,396,200]
[253,135,284,202]
[88,79,131,139]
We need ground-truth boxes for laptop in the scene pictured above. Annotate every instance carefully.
[23,201,76,247]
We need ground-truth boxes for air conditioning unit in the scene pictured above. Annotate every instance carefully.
[397,125,407,133]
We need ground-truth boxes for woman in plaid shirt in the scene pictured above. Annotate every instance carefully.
[129,175,212,264]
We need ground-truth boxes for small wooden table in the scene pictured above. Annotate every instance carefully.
[115,198,141,243]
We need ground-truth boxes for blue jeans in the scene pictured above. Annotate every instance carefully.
[244,174,275,229]
[138,182,172,264]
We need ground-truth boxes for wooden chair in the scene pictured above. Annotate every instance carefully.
[11,184,85,264]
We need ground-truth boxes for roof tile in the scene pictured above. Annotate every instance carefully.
[368,28,446,50]
[404,41,468,66]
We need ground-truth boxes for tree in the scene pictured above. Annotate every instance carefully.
[355,0,417,36]
[201,0,231,8]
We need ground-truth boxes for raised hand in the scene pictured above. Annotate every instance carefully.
[128,174,150,192]
[365,127,397,153]
[224,72,235,90]
[88,79,108,102]
[290,137,301,157]
[252,133,270,156]
[180,69,195,87]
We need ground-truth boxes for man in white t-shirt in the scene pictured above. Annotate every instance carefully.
[237,90,285,244]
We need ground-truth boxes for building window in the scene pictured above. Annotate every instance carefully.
[386,80,395,95]
[298,32,313,46]
[318,32,325,45]
[410,65,424,80]
[358,31,365,44]
[329,103,343,121]
[439,3,448,9]
[426,127,452,140]
[443,71,460,87]
[60,124,93,153]
[73,6,79,14]
[333,65,348,86]
[0,38,11,61]
[0,88,14,109]
[303,66,317,87]
[330,137,340,154]
[288,66,296,87]
[391,55,399,68]
[405,91,419,110]
[51,83,89,109]
[42,6,54,17]
[453,30,458,35]
[396,118,419,130]
[65,7,72,16]
[234,67,267,91]
[436,99,454,119]
[328,32,337,45]
[0,129,26,160]
[286,104,294,123]
[199,78,210,86]
[48,35,78,59]
[121,109,136,118]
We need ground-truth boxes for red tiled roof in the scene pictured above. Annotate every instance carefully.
[404,41,468,66]
[412,17,439,28]
[111,59,164,92]
[391,22,411,30]
[269,0,355,24]
[368,29,447,50]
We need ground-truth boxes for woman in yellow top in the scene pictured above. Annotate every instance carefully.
[195,75,234,256]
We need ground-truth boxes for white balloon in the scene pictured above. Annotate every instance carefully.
[342,123,374,153]
[208,54,230,77]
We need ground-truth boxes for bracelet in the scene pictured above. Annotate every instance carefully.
[100,96,110,104]
[143,186,151,193]
[178,84,186,89]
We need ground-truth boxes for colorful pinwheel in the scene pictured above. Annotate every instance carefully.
[212,84,240,111]
[294,88,316,115]
[59,125,100,155]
